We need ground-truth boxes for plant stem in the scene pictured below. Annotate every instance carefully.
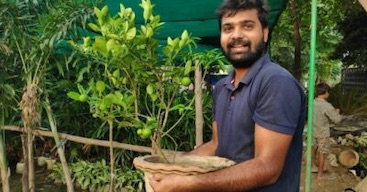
[194,60,204,147]
[151,138,170,164]
[108,119,114,192]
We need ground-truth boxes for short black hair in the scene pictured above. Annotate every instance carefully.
[315,83,330,97]
[216,0,269,28]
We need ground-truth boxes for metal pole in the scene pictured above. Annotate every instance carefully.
[305,0,318,191]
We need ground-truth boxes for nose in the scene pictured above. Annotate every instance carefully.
[231,27,243,40]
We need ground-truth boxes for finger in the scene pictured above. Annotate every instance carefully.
[149,178,158,191]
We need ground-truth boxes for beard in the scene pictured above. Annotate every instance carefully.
[222,38,266,69]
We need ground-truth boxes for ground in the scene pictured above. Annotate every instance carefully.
[300,144,362,192]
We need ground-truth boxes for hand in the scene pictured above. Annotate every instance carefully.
[149,173,187,192]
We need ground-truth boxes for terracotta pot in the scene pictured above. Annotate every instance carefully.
[355,175,367,192]
[338,149,359,168]
[133,154,236,192]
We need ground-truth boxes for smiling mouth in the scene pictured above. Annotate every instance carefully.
[230,45,249,53]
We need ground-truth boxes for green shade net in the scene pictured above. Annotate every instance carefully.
[105,0,288,47]
[56,0,287,54]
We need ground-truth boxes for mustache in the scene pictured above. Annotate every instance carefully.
[228,38,250,48]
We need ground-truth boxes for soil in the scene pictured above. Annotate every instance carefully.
[300,144,363,192]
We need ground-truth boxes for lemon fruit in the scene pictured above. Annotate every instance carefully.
[181,77,191,87]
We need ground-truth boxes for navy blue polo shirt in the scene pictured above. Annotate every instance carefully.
[212,54,306,192]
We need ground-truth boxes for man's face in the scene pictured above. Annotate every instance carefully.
[220,9,269,69]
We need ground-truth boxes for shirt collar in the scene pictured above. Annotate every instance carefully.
[224,54,271,87]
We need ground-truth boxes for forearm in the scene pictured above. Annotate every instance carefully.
[183,158,279,191]
[186,140,217,156]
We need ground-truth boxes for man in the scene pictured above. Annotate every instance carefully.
[150,0,306,191]
[312,83,341,179]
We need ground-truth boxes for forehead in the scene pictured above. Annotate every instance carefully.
[221,9,259,25]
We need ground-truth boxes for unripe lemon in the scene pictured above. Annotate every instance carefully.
[141,128,152,139]
[137,129,143,135]
[181,77,191,87]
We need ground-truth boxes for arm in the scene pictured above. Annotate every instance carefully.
[324,103,342,124]
[186,121,218,156]
[150,123,293,192]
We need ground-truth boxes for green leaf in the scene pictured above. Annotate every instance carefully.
[150,93,158,102]
[145,26,154,38]
[146,84,154,95]
[77,84,85,93]
[125,27,136,40]
[92,37,108,57]
[140,0,152,21]
[106,34,120,40]
[88,23,100,32]
[181,30,189,41]
[84,178,91,189]
[170,104,185,112]
[106,39,116,52]
[83,37,91,47]
[96,81,106,93]
[67,91,81,101]
[167,37,173,46]
[184,60,192,75]
[112,70,120,78]
[101,6,109,18]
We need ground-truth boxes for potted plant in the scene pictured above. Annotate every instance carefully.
[68,0,234,191]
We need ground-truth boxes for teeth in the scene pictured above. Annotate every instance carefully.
[232,45,246,48]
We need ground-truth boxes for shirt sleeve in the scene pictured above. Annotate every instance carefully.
[253,75,304,135]
[324,102,342,124]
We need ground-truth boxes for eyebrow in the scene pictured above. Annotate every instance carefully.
[222,20,255,26]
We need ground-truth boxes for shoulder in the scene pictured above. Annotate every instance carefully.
[257,61,303,94]
[260,61,295,81]
[316,99,332,107]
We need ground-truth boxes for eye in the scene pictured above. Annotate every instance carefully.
[243,24,254,30]
[222,25,233,33]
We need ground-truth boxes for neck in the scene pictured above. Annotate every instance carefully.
[317,95,327,100]
[233,68,249,87]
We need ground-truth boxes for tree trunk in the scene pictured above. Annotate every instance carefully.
[21,134,29,192]
[291,0,302,81]
[20,83,39,192]
[194,61,204,147]
[0,131,10,192]
[27,128,35,192]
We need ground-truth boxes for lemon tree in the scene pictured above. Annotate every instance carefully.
[67,0,224,165]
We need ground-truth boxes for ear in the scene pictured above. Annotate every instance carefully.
[263,27,269,43]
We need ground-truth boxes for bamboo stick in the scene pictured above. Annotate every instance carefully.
[44,101,74,192]
[2,125,153,153]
